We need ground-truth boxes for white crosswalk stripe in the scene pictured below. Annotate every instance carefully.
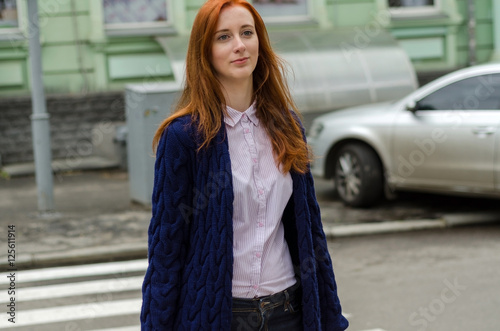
[1,259,145,330]
[0,298,141,328]
[1,259,386,331]
[1,276,143,303]
[89,327,139,331]
[342,313,389,331]
[0,259,147,285]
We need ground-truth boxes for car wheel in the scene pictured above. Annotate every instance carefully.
[334,143,383,207]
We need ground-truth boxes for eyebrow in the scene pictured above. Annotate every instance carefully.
[214,24,255,34]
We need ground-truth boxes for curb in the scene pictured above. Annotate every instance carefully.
[1,156,119,177]
[1,242,147,270]
[2,213,498,270]
[324,219,444,238]
[324,213,500,238]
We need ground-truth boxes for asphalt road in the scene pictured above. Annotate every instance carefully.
[313,176,500,223]
[3,169,499,226]
[3,171,499,330]
[329,224,500,331]
[7,224,499,331]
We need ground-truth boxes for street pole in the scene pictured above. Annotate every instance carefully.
[467,0,476,66]
[27,0,55,212]
[491,0,500,62]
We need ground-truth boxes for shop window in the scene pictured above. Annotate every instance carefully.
[0,0,18,29]
[103,0,169,32]
[252,0,310,23]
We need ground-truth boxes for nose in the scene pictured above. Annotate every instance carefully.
[233,36,246,53]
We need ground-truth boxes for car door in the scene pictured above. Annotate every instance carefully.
[392,73,500,193]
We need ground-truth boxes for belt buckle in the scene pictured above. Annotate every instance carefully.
[259,298,272,309]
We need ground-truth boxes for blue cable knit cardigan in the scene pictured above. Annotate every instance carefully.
[141,115,348,331]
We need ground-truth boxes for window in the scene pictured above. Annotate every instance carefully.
[417,74,500,111]
[389,0,435,8]
[0,0,18,29]
[388,0,441,17]
[103,0,169,33]
[252,0,310,23]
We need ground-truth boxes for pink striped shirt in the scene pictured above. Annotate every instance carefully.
[224,103,296,299]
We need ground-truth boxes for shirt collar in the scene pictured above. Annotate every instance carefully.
[223,101,259,127]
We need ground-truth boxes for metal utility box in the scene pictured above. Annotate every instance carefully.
[125,82,181,205]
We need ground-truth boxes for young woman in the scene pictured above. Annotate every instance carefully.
[140,0,348,330]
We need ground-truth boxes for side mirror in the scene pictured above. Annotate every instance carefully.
[405,100,417,112]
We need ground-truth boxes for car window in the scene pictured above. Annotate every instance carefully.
[416,73,500,111]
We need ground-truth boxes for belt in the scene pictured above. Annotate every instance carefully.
[233,280,301,310]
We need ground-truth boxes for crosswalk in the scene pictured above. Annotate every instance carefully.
[1,259,388,331]
[0,259,146,330]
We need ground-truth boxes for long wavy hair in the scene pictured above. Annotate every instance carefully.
[153,0,309,174]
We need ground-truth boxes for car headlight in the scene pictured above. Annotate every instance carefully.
[308,122,324,140]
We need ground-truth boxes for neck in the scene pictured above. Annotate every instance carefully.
[220,79,253,112]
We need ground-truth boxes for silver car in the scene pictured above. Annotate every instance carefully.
[307,63,500,207]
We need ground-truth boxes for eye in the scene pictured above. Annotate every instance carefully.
[242,30,254,37]
[217,34,230,41]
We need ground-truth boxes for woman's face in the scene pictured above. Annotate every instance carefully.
[211,5,259,88]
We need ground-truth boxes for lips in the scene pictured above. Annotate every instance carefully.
[232,57,248,64]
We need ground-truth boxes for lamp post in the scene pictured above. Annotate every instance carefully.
[27,0,55,212]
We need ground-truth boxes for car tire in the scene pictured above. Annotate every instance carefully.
[334,143,383,207]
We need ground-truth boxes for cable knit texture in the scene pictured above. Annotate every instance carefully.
[141,115,348,330]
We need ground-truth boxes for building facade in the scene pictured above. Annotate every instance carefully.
[0,0,498,166]
[0,0,498,96]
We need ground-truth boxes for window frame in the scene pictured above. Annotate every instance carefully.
[0,0,22,37]
[388,0,442,18]
[251,0,315,25]
[102,0,174,37]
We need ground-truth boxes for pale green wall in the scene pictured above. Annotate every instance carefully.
[456,0,495,65]
[492,0,500,61]
[39,1,93,94]
[326,0,377,28]
[0,0,28,95]
[0,48,28,92]
[0,0,497,96]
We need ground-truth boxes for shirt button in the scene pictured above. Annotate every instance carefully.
[242,115,249,122]
[256,252,261,258]
[258,190,264,195]
[258,222,264,227]
[252,158,257,163]
[253,285,258,290]
[245,128,250,133]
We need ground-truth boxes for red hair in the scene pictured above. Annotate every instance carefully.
[153,0,309,174]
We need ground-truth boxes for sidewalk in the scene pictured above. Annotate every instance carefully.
[0,167,150,268]
[0,163,497,269]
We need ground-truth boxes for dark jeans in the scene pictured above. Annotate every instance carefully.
[231,281,303,331]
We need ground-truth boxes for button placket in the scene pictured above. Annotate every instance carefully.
[240,116,266,297]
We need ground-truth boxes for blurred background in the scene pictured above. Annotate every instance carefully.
[0,1,499,330]
[0,0,498,174]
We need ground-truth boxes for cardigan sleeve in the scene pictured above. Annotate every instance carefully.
[306,169,349,331]
[141,119,195,330]
[292,110,349,330]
